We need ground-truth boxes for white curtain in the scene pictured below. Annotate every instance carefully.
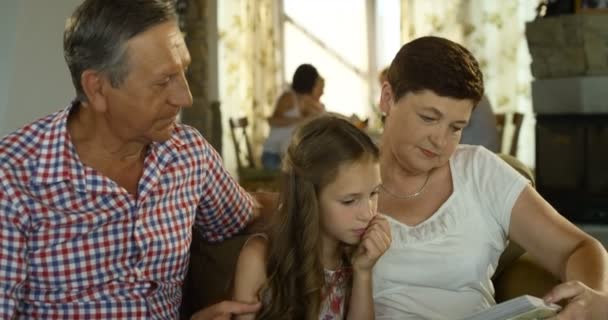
[400,0,540,167]
[218,0,282,175]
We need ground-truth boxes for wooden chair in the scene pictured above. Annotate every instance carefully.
[496,112,524,157]
[228,117,279,192]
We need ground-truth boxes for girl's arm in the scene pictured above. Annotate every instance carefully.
[347,270,374,320]
[348,215,392,320]
[232,236,268,320]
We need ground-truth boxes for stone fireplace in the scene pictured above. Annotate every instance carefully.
[527,14,608,224]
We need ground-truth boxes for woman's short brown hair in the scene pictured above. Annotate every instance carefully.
[387,36,484,104]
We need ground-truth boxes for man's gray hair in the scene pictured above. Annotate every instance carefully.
[63,0,177,102]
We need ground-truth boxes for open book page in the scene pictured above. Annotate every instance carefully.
[460,295,561,320]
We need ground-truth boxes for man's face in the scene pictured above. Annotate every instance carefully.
[102,21,192,144]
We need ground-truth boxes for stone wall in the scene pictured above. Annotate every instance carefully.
[526,14,608,78]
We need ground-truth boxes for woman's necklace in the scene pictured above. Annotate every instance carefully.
[380,172,431,199]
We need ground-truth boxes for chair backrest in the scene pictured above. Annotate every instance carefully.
[228,117,255,170]
[496,112,524,157]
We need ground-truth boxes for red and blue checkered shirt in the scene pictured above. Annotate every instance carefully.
[0,103,253,319]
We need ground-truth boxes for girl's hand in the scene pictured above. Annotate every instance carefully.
[351,215,391,272]
[544,281,608,319]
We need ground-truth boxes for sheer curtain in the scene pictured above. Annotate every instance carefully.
[400,0,540,167]
[218,0,282,175]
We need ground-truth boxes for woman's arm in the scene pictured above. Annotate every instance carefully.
[347,215,392,320]
[299,95,325,117]
[509,185,608,318]
[232,236,268,320]
[267,92,301,127]
[510,185,607,288]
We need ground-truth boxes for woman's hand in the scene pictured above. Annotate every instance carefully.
[351,215,392,273]
[544,281,608,319]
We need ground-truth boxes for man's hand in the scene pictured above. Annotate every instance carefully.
[190,300,261,320]
[247,192,278,232]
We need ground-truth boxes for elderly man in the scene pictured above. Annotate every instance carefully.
[0,0,262,319]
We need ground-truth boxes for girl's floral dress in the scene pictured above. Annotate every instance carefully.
[320,266,352,320]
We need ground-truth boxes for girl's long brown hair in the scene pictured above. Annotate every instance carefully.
[257,115,379,320]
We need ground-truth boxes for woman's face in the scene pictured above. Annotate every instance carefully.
[380,87,474,174]
[311,77,325,101]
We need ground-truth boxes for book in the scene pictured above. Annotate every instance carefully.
[459,295,561,320]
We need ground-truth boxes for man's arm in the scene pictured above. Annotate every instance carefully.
[195,141,254,242]
[245,192,278,233]
[0,183,27,318]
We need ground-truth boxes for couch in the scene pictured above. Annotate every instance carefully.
[180,154,560,318]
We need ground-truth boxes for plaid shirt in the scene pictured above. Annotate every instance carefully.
[0,103,253,319]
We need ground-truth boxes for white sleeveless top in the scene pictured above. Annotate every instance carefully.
[262,92,301,154]
[372,145,528,320]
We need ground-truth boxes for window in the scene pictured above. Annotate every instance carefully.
[282,0,400,120]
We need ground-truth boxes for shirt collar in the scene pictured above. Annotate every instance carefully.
[31,101,80,186]
[32,101,185,194]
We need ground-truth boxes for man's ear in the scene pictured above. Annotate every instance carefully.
[379,82,394,116]
[81,69,108,112]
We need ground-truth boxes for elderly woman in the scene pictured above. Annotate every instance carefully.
[372,36,608,320]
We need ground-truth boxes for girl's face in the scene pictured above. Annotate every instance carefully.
[380,88,474,174]
[318,158,381,247]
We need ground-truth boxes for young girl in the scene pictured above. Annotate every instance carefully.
[233,115,391,320]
